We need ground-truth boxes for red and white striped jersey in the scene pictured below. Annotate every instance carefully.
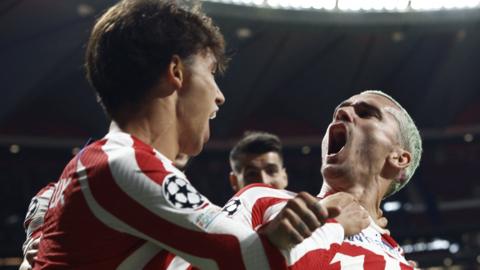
[23,182,57,255]
[34,127,283,270]
[222,184,415,270]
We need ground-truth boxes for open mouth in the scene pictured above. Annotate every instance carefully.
[327,123,347,155]
[209,111,217,120]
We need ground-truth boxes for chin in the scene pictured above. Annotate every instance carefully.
[322,166,351,185]
[185,143,203,157]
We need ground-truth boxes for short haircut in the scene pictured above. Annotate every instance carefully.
[85,0,227,119]
[361,90,423,197]
[229,131,283,173]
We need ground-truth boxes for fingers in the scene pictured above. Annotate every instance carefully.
[321,192,355,209]
[335,202,370,236]
[325,205,341,219]
[281,207,313,240]
[262,192,335,249]
[407,260,418,268]
[291,192,325,228]
[376,216,388,228]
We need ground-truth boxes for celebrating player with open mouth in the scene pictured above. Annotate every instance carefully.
[26,1,357,269]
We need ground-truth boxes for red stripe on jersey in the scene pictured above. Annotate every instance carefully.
[235,183,275,196]
[288,247,334,269]
[132,137,167,185]
[82,138,249,270]
[260,234,288,270]
[251,197,287,229]
[144,250,175,270]
[328,242,386,270]
[381,233,399,249]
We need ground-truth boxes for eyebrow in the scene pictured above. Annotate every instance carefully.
[334,100,383,119]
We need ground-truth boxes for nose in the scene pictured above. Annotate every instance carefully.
[215,87,225,106]
[259,171,273,183]
[335,107,353,122]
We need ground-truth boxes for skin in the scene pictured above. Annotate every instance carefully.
[320,93,412,224]
[229,152,288,192]
[120,50,224,160]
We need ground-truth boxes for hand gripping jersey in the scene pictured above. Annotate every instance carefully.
[222,184,415,270]
[34,126,285,270]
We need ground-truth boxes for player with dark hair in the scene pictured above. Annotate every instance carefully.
[229,131,287,192]
[31,0,352,269]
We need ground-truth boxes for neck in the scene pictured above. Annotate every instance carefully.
[116,96,180,161]
[320,177,386,222]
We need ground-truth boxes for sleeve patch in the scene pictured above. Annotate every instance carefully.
[222,198,242,217]
[162,174,206,210]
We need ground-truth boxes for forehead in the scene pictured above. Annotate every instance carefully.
[239,152,283,168]
[343,93,400,112]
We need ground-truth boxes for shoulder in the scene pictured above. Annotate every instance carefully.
[235,183,296,201]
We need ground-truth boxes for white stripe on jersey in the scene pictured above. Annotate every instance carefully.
[166,256,190,270]
[117,242,160,270]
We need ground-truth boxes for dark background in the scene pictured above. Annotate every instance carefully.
[1,0,480,268]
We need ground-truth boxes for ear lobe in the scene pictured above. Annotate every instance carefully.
[167,55,184,90]
[229,172,240,193]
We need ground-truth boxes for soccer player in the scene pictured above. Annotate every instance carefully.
[30,1,348,269]
[19,154,191,270]
[223,90,422,269]
[229,131,288,192]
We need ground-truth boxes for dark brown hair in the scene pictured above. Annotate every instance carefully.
[85,0,227,119]
[229,131,284,173]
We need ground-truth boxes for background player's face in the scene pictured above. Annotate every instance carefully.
[321,93,402,189]
[230,151,288,192]
[177,51,225,156]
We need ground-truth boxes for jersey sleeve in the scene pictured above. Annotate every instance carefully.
[221,184,345,267]
[75,138,282,270]
[22,182,56,255]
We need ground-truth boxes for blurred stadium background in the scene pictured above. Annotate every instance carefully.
[1,0,480,269]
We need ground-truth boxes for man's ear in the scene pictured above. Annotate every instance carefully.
[166,55,184,90]
[385,148,411,180]
[229,172,240,193]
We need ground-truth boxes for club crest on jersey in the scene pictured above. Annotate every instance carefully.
[222,198,241,217]
[163,174,206,209]
[25,198,39,223]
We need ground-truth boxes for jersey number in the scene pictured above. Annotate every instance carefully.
[330,253,365,269]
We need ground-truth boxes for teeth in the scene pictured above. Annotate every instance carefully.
[210,112,217,120]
